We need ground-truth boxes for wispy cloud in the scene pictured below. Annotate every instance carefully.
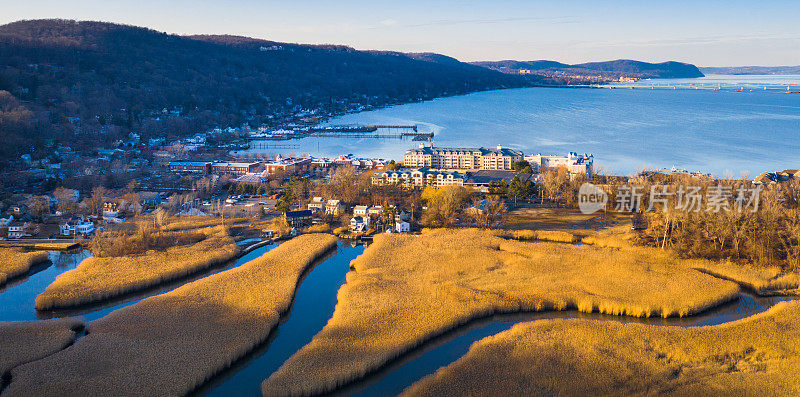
[571,33,800,49]
[399,16,578,28]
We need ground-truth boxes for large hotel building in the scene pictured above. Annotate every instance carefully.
[403,145,524,170]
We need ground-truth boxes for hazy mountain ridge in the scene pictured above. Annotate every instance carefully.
[473,59,704,79]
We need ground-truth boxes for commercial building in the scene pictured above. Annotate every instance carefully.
[372,168,467,188]
[372,168,534,191]
[263,155,312,174]
[524,152,594,176]
[168,161,212,173]
[211,162,260,175]
[403,144,523,170]
[168,161,261,175]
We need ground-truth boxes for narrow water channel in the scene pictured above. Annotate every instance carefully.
[193,241,366,397]
[336,293,796,396]
[0,244,277,322]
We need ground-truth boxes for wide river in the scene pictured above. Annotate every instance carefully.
[241,75,800,176]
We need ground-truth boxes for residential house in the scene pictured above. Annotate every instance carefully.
[325,200,344,216]
[285,210,312,228]
[395,210,411,222]
[7,222,36,239]
[395,221,411,233]
[353,205,369,216]
[60,217,96,236]
[307,197,325,212]
[350,216,370,232]
[367,206,384,216]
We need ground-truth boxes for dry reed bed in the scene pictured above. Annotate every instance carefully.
[404,300,800,396]
[35,227,239,310]
[689,260,800,295]
[5,234,338,396]
[0,318,83,377]
[162,216,248,231]
[0,249,49,286]
[0,242,79,251]
[497,229,577,243]
[262,228,740,396]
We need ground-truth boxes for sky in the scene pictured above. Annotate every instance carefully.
[1,0,799,66]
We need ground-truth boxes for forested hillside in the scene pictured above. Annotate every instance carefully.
[0,19,534,165]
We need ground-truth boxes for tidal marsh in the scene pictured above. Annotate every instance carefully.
[0,249,49,287]
[690,260,800,295]
[35,226,239,310]
[5,233,338,396]
[404,301,800,396]
[262,228,740,396]
[0,318,83,380]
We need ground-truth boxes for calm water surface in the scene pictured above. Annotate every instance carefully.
[0,244,277,322]
[241,75,800,176]
[196,241,365,397]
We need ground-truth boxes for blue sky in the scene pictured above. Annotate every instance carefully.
[1,0,798,66]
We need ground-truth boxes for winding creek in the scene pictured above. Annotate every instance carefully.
[1,242,798,396]
[0,243,278,322]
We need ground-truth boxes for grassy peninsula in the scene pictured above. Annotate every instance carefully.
[35,226,239,310]
[0,249,49,287]
[262,228,740,396]
[6,233,337,396]
[404,301,800,396]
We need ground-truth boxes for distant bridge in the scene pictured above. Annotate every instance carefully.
[609,83,800,92]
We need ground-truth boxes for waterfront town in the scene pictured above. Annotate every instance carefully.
[0,119,597,241]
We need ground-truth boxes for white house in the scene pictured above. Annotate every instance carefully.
[353,205,369,216]
[7,222,35,239]
[395,221,411,233]
[350,216,370,232]
[60,217,96,236]
[326,200,345,216]
[7,222,24,238]
[367,206,384,216]
[307,197,325,212]
[102,210,125,224]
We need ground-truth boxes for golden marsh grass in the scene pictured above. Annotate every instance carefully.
[262,228,740,396]
[498,229,577,243]
[689,260,800,295]
[0,318,83,377]
[35,227,239,310]
[0,249,49,286]
[6,234,338,396]
[404,301,800,396]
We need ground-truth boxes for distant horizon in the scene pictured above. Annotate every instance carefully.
[2,18,798,70]
[1,0,798,67]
